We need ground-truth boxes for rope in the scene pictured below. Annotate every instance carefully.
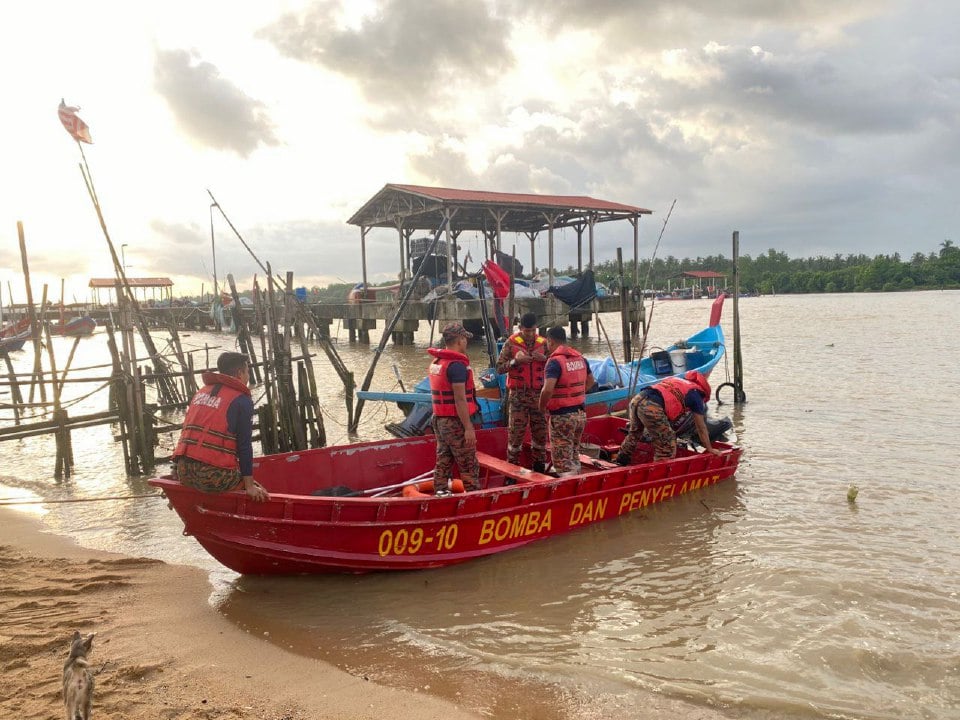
[0,492,162,507]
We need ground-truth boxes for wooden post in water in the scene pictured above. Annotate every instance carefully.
[18,223,46,404]
[43,324,73,479]
[731,231,746,403]
[2,353,23,425]
[617,248,631,363]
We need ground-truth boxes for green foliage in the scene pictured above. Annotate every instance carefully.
[583,241,959,295]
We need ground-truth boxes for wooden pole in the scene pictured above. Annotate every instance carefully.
[732,231,746,403]
[17,222,45,404]
[2,353,23,425]
[617,248,631,363]
[351,217,448,432]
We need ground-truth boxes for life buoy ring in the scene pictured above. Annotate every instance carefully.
[715,382,746,405]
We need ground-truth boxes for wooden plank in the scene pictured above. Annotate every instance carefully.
[475,450,553,482]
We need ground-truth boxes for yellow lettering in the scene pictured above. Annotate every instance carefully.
[479,519,494,545]
[570,502,584,526]
[510,513,526,538]
[523,510,540,535]
[494,516,511,541]
[618,494,632,514]
[538,509,552,532]
[679,480,689,494]
[596,497,607,519]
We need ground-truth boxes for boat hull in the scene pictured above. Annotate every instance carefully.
[150,418,741,575]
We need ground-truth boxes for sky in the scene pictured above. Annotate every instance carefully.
[1,0,957,304]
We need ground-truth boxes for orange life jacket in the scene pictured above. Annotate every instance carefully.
[505,332,547,390]
[173,372,250,469]
[427,348,478,417]
[546,345,588,411]
[653,376,702,421]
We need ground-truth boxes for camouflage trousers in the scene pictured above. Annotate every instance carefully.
[173,456,242,493]
[432,416,480,491]
[548,409,586,476]
[618,394,676,462]
[506,388,548,465]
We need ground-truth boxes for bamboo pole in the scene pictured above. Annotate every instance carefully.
[351,217,448,432]
[18,224,45,404]
[2,352,22,425]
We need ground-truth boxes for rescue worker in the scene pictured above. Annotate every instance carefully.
[172,352,269,501]
[428,323,481,492]
[538,326,595,476]
[616,370,723,463]
[495,312,548,471]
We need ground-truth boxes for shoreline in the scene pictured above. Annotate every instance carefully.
[0,506,481,720]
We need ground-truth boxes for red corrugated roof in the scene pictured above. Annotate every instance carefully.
[681,271,726,279]
[89,277,173,288]
[389,184,651,214]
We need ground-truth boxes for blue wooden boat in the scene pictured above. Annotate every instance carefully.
[0,328,31,354]
[360,296,727,436]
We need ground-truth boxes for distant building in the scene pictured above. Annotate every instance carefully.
[89,277,173,306]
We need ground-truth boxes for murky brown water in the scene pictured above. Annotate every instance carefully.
[3,291,959,719]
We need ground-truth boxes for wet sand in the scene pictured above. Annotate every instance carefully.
[0,507,480,720]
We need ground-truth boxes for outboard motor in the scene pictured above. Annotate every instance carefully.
[671,413,733,447]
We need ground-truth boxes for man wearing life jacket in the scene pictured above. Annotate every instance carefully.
[428,323,480,492]
[538,326,596,476]
[616,370,723,463]
[172,352,269,501]
[495,312,548,471]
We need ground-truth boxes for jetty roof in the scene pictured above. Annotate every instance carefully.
[681,271,726,279]
[89,277,173,289]
[347,184,652,233]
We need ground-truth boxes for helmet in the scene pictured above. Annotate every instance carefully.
[685,370,711,400]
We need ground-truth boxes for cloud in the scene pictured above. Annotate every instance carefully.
[154,48,279,157]
[147,217,370,288]
[260,0,512,118]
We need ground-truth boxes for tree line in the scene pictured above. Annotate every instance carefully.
[587,240,960,294]
[303,241,959,299]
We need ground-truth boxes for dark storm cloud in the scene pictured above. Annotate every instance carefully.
[653,44,958,136]
[260,0,512,115]
[154,49,279,157]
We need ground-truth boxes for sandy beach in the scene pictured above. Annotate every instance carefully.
[0,507,481,720]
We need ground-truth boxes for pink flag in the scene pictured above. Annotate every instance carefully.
[58,99,93,144]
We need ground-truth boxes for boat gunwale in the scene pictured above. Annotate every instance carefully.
[151,443,741,529]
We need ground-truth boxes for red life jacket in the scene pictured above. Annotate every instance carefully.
[427,348,478,417]
[654,376,701,421]
[546,345,588,411]
[505,332,547,390]
[173,372,250,470]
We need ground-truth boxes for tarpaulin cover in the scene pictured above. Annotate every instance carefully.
[549,269,597,309]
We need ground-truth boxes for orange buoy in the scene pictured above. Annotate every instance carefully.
[402,484,430,498]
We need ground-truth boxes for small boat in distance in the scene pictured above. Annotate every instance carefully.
[149,414,742,575]
[0,328,31,354]
[50,316,96,337]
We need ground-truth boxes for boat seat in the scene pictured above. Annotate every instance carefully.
[578,454,620,471]
[475,451,553,483]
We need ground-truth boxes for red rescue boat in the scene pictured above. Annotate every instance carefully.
[149,415,741,574]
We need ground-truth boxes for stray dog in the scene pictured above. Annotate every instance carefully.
[63,631,95,720]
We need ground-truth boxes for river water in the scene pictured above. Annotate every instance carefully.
[2,291,959,719]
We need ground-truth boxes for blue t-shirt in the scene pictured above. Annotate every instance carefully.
[225,393,255,476]
[446,361,468,385]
